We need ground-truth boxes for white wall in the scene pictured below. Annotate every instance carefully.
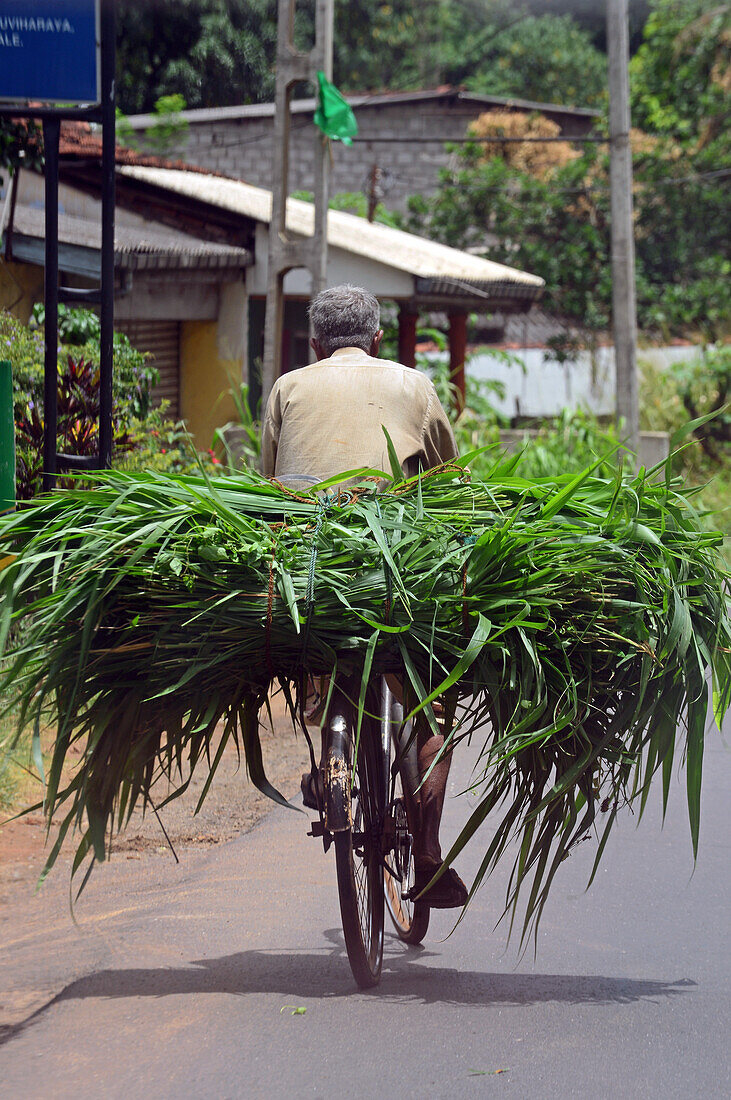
[464,344,702,419]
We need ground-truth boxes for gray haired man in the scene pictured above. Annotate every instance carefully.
[261,284,467,908]
[261,284,456,484]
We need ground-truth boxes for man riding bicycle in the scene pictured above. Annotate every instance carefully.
[261,284,468,909]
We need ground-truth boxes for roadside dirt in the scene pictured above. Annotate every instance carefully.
[0,694,311,910]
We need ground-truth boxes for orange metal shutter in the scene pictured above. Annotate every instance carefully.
[116,320,181,419]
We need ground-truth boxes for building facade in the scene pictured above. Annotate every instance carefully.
[126,88,599,210]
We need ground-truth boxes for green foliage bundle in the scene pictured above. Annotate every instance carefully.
[1,455,728,939]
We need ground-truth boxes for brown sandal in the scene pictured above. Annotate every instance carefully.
[406,862,468,909]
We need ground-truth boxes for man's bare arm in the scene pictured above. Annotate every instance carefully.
[260,387,281,477]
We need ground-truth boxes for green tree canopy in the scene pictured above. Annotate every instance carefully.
[115,0,280,113]
[463,14,607,108]
[630,0,730,143]
[114,1,613,114]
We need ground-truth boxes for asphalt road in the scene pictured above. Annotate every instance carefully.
[2,708,729,1100]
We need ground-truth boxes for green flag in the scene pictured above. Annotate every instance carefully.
[313,71,358,145]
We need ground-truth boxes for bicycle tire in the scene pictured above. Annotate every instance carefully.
[333,716,385,989]
[384,765,430,945]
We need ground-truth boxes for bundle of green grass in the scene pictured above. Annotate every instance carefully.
[1,448,729,938]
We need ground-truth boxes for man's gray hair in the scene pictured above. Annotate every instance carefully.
[309,284,380,355]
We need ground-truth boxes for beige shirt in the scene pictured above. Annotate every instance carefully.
[260,347,457,481]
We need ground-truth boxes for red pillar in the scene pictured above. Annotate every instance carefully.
[398,307,417,367]
[449,310,467,410]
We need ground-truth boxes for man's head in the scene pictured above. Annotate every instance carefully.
[309,284,383,360]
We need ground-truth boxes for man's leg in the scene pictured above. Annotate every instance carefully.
[412,722,451,867]
[387,675,454,867]
[406,707,468,909]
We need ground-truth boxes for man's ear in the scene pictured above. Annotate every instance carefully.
[310,337,327,361]
[370,330,384,357]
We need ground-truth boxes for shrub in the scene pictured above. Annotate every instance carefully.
[29,305,159,418]
[1,310,218,496]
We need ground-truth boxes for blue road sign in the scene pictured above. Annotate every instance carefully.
[0,1,100,105]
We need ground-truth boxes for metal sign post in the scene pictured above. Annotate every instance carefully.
[0,0,114,490]
[0,360,15,512]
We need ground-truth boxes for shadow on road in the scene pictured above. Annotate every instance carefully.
[0,928,696,1047]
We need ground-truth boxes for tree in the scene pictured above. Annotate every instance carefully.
[114,1,613,114]
[401,0,729,346]
[115,0,280,113]
[630,0,730,144]
[629,0,730,341]
[404,146,613,350]
[0,118,42,191]
[404,124,729,346]
[464,13,607,108]
[467,110,581,177]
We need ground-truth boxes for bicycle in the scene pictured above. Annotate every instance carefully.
[307,673,430,989]
[276,475,429,988]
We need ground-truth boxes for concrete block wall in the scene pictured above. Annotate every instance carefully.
[136,102,512,207]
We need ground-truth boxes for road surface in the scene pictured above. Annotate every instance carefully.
[2,709,729,1099]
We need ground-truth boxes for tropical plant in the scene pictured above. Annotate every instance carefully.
[211,376,262,470]
[509,409,623,480]
[0,454,728,944]
[14,354,136,499]
[31,302,101,347]
[639,351,730,560]
[12,310,158,420]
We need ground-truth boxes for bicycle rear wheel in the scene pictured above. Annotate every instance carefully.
[384,764,430,945]
[333,716,385,989]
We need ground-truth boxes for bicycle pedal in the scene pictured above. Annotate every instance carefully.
[308,820,326,837]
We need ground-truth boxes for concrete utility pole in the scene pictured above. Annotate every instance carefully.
[262,0,334,409]
[607,0,639,456]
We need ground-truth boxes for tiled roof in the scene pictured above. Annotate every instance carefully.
[58,120,224,177]
[118,166,544,295]
[11,202,252,270]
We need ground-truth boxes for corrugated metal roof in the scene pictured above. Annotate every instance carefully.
[126,87,599,129]
[11,203,252,271]
[118,166,544,292]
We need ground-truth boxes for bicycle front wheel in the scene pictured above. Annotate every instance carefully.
[334,722,385,989]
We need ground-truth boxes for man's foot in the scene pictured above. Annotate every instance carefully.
[406,861,469,909]
[301,770,323,810]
